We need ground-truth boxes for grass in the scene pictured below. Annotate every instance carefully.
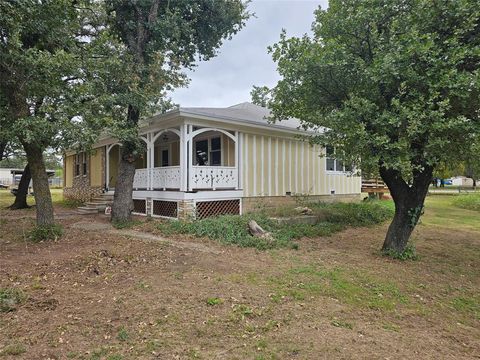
[156,200,394,250]
[421,195,480,232]
[0,288,26,313]
[452,193,480,212]
[0,343,27,356]
[0,188,65,208]
[27,223,63,242]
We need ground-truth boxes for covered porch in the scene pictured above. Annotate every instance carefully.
[105,124,240,192]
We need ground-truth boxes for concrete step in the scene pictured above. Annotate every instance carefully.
[87,200,109,205]
[85,202,108,209]
[77,206,99,214]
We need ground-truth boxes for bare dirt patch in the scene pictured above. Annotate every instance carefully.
[0,203,479,359]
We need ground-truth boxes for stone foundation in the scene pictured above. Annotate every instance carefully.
[64,186,104,202]
[177,200,195,220]
[242,194,361,213]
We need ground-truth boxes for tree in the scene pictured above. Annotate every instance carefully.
[106,0,249,223]
[250,85,271,107]
[0,1,109,225]
[267,0,480,253]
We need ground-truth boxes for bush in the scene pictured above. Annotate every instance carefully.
[156,201,393,250]
[383,244,418,261]
[0,288,26,312]
[452,194,480,212]
[313,201,394,227]
[28,224,63,242]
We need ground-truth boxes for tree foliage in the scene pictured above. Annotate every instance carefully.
[105,0,250,222]
[267,0,480,252]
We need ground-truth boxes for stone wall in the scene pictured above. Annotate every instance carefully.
[64,186,103,202]
[242,194,361,213]
[63,147,106,202]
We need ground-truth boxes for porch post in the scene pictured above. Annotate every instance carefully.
[180,124,187,191]
[147,133,152,190]
[105,145,109,191]
[235,131,239,190]
[187,124,193,192]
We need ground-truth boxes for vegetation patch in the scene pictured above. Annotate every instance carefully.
[112,220,142,229]
[0,288,27,312]
[268,265,407,311]
[452,194,480,212]
[383,244,419,261]
[27,223,63,242]
[156,201,393,250]
[0,343,27,356]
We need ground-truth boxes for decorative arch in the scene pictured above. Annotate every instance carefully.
[151,128,181,145]
[188,128,237,143]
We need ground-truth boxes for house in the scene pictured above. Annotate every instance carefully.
[0,168,55,187]
[63,102,361,219]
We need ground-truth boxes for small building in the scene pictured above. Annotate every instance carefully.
[451,176,475,187]
[63,102,361,219]
[0,168,55,186]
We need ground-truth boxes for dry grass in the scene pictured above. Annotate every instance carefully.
[0,191,478,359]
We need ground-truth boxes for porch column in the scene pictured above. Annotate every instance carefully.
[180,124,187,191]
[105,145,109,190]
[146,132,152,190]
[235,131,239,190]
[187,124,193,192]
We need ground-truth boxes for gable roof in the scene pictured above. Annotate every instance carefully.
[176,102,304,132]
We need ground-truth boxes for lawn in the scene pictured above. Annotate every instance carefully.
[0,190,479,359]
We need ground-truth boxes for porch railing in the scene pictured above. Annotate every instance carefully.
[133,168,149,189]
[191,166,238,190]
[151,166,180,190]
[134,165,238,190]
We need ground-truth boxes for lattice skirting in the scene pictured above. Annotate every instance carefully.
[133,199,147,215]
[195,199,240,220]
[152,200,178,218]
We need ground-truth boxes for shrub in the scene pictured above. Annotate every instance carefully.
[0,288,26,312]
[383,244,418,261]
[27,224,63,242]
[313,201,394,227]
[452,194,480,212]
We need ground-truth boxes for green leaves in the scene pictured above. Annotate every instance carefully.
[268,0,480,182]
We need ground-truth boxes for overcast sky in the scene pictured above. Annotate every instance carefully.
[170,0,327,108]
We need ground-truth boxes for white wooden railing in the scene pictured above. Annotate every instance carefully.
[133,168,149,189]
[191,166,238,190]
[151,166,180,190]
[134,166,237,190]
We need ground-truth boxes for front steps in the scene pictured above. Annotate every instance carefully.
[77,193,114,215]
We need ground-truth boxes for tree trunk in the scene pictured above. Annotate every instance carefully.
[111,105,140,223]
[380,166,432,253]
[111,150,136,222]
[23,143,54,226]
[9,164,31,210]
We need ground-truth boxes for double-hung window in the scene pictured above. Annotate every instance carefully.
[326,146,352,173]
[75,152,87,176]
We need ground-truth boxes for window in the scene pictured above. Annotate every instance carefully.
[194,136,222,166]
[326,146,336,171]
[210,137,221,166]
[326,146,352,173]
[75,152,87,176]
[161,149,169,167]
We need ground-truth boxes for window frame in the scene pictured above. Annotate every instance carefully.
[325,146,352,174]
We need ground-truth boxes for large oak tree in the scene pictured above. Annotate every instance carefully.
[106,0,249,223]
[267,0,480,252]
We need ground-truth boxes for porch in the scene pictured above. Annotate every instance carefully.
[105,124,241,192]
